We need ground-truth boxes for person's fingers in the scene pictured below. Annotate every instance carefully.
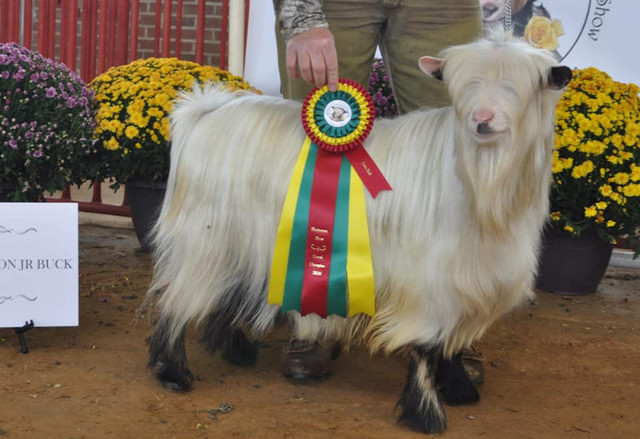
[296,52,315,85]
[309,50,327,88]
[286,28,338,89]
[286,48,300,80]
[323,46,339,91]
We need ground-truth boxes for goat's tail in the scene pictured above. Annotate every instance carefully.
[160,84,249,223]
[169,83,248,171]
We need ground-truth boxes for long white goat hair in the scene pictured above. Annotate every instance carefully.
[152,40,561,355]
[145,30,571,434]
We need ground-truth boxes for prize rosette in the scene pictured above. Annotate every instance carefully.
[268,79,391,318]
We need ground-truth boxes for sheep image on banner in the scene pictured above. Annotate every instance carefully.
[142,30,571,435]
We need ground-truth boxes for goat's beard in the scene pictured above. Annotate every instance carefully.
[455,128,524,237]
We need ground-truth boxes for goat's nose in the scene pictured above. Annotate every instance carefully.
[472,109,495,124]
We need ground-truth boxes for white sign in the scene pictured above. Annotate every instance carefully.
[0,203,78,327]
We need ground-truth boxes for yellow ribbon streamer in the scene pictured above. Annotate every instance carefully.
[346,167,376,316]
[268,137,312,306]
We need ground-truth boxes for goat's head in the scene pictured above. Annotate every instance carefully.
[419,32,571,147]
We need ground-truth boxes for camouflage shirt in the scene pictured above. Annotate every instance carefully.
[274,0,328,41]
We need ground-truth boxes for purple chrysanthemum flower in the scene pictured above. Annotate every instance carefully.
[367,58,398,118]
[0,41,97,201]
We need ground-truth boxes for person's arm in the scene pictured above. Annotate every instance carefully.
[277,0,339,91]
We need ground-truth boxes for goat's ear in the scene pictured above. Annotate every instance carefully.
[419,56,444,81]
[547,66,572,90]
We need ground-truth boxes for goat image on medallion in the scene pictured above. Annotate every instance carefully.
[141,30,571,435]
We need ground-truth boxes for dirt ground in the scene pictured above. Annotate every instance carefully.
[1,224,639,439]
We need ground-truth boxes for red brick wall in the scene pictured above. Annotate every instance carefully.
[136,0,224,68]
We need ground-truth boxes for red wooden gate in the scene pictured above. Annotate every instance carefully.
[0,0,240,216]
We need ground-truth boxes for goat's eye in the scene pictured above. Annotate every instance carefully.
[501,82,520,100]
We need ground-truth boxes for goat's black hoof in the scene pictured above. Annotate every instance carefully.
[443,379,480,406]
[161,378,191,393]
[398,403,447,435]
[155,363,193,392]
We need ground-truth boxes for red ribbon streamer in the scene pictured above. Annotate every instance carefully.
[300,148,343,317]
[345,145,392,198]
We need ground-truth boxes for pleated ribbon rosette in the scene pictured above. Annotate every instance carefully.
[268,79,392,318]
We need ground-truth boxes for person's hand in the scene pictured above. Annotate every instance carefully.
[286,27,339,91]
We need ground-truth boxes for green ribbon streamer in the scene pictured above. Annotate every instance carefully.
[326,156,351,316]
[281,144,318,313]
[280,144,353,317]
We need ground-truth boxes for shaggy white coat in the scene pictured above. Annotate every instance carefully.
[147,32,565,359]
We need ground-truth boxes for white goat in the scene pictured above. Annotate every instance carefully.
[143,31,571,434]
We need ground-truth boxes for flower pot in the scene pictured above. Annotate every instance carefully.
[126,180,167,252]
[535,226,613,295]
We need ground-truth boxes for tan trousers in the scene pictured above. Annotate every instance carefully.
[276,0,481,112]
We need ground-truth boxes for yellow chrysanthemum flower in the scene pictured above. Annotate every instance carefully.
[550,66,640,252]
[89,57,260,188]
[124,126,139,139]
[584,206,597,218]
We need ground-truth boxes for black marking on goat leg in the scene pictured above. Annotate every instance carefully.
[221,328,258,366]
[147,316,193,392]
[199,310,231,354]
[436,352,480,406]
[198,287,258,366]
[397,346,447,434]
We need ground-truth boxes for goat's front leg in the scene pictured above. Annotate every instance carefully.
[397,346,447,434]
[436,352,480,405]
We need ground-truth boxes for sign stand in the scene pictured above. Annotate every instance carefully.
[15,320,34,354]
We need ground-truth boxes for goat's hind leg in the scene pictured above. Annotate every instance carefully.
[147,315,193,392]
[200,311,258,367]
[436,352,480,405]
[397,346,447,434]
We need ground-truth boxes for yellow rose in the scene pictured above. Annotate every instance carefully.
[524,17,564,51]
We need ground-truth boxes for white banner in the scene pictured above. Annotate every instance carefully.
[245,1,639,96]
[0,203,79,328]
[482,0,639,85]
[244,3,281,97]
